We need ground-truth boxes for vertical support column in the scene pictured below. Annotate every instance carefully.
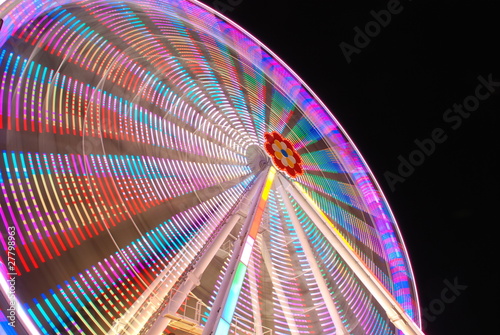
[144,171,268,335]
[247,256,263,335]
[259,243,300,335]
[281,177,425,335]
[203,168,276,335]
[277,177,349,335]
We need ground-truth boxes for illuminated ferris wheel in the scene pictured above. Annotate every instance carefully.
[0,0,424,334]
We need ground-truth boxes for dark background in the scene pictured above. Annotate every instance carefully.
[199,0,498,334]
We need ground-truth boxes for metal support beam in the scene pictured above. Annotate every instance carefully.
[145,171,269,335]
[259,243,300,335]
[203,168,275,335]
[247,256,263,335]
[279,174,425,335]
[277,180,349,335]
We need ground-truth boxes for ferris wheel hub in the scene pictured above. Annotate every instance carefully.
[246,144,271,174]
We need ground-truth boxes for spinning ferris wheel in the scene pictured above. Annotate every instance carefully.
[0,0,424,334]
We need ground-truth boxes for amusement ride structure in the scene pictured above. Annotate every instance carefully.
[0,1,424,334]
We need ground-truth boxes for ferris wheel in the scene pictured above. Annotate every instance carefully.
[0,0,424,334]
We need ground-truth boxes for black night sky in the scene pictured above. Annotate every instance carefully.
[199,0,498,334]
